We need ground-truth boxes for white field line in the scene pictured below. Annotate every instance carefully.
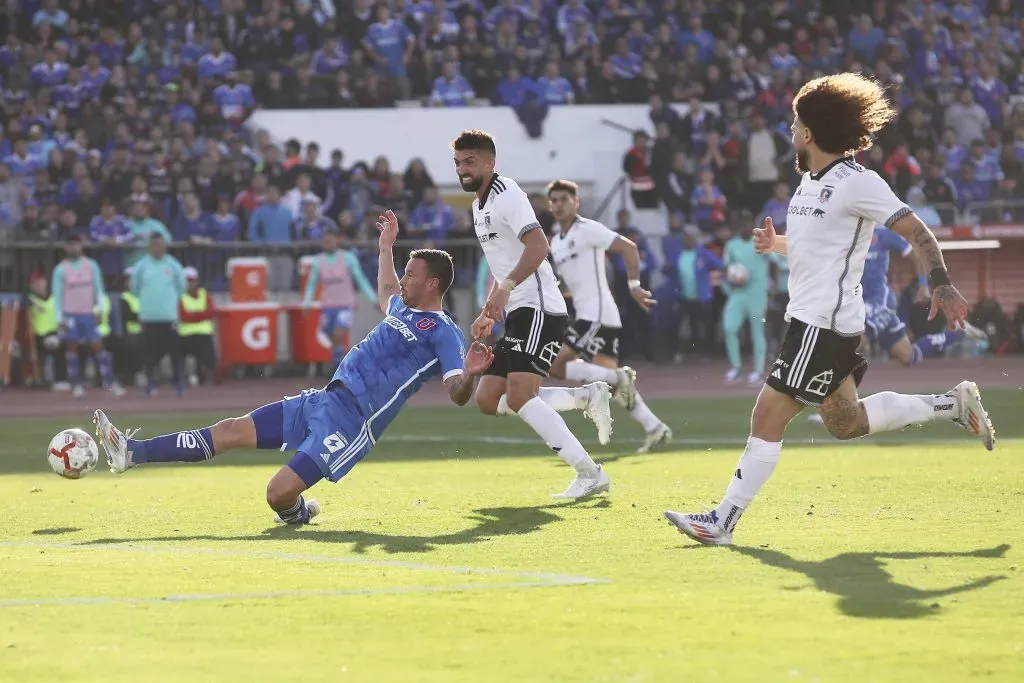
[0,541,608,607]
[383,434,1019,447]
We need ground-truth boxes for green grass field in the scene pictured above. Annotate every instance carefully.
[1,393,1022,682]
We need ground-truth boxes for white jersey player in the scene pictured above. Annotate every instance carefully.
[544,179,671,453]
[452,129,613,500]
[665,73,995,546]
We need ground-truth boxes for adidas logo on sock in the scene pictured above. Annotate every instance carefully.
[734,468,743,479]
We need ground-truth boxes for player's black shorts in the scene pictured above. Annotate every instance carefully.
[485,307,566,378]
[765,318,867,406]
[564,319,620,361]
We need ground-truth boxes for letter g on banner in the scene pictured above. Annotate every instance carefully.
[242,316,270,350]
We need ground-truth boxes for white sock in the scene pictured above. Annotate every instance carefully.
[713,437,782,532]
[629,393,662,432]
[495,387,587,416]
[862,392,959,434]
[564,360,618,385]
[517,396,598,474]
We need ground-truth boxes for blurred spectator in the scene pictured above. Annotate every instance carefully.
[759,182,791,231]
[408,187,454,242]
[431,61,475,106]
[282,173,323,217]
[293,199,339,241]
[676,228,724,354]
[740,110,791,214]
[907,186,943,228]
[402,158,435,207]
[623,130,657,209]
[690,168,728,234]
[944,88,991,147]
[248,185,293,243]
[178,267,217,387]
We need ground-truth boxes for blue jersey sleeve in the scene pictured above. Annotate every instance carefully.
[434,323,467,381]
[386,294,403,315]
[883,228,913,257]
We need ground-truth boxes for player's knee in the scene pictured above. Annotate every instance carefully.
[213,416,254,450]
[819,400,868,440]
[476,391,500,415]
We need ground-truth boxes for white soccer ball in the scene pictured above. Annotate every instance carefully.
[726,263,749,286]
[47,428,99,479]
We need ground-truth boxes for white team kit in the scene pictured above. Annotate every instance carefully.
[473,173,567,377]
[550,216,623,360]
[766,157,912,404]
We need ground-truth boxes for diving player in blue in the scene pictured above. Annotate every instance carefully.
[93,210,494,525]
[862,226,970,365]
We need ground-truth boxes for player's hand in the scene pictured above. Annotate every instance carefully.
[376,210,399,250]
[753,216,776,254]
[929,284,969,330]
[472,314,494,341]
[483,287,510,322]
[629,284,656,312]
[464,340,494,376]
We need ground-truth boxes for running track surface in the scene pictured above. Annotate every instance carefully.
[3,357,1022,420]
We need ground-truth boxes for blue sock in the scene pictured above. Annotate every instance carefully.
[331,344,345,366]
[909,344,924,365]
[66,352,80,385]
[96,350,115,386]
[276,494,310,524]
[130,427,214,464]
[915,333,948,359]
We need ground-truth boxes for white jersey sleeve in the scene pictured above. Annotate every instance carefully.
[496,186,543,239]
[846,170,912,229]
[578,220,619,250]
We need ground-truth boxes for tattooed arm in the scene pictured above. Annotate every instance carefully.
[889,211,969,328]
[375,210,401,313]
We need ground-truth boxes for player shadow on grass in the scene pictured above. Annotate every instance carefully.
[78,499,611,555]
[731,544,1010,619]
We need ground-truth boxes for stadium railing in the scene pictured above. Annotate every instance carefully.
[3,239,487,295]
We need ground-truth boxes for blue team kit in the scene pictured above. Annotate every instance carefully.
[62,313,102,344]
[862,227,913,349]
[252,295,466,485]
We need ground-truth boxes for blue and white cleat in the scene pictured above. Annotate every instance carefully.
[664,510,733,546]
[93,409,140,474]
[274,499,322,524]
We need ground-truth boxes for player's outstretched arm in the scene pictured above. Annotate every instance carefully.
[444,341,493,406]
[375,210,401,313]
[483,227,549,321]
[889,211,969,328]
[609,235,656,311]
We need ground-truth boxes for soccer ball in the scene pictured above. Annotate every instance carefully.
[47,428,100,479]
[726,263,749,286]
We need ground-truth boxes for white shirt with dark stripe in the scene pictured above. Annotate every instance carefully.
[472,174,566,315]
[784,157,911,336]
[550,216,621,327]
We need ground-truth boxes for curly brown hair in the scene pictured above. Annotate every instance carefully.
[792,73,897,155]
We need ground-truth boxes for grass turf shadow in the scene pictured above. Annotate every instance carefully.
[75,499,612,555]
[731,543,1011,619]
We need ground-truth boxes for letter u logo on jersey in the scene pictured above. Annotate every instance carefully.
[416,319,436,331]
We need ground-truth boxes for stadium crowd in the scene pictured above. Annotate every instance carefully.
[2,0,1023,373]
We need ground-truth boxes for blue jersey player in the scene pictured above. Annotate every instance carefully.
[93,211,494,525]
[862,226,972,365]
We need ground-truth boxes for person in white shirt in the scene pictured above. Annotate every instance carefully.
[283,173,323,217]
[453,129,612,500]
[665,73,995,546]
[544,179,671,453]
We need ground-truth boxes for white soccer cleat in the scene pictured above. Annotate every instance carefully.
[552,465,610,500]
[273,498,322,524]
[746,371,762,386]
[951,380,995,451]
[724,368,741,384]
[807,412,824,425]
[72,385,85,399]
[582,381,614,445]
[664,510,733,546]
[614,366,638,410]
[93,409,139,474]
[108,382,127,398]
[637,423,672,453]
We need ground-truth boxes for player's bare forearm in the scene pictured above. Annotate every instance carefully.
[772,235,787,256]
[445,373,480,406]
[377,246,400,311]
[507,228,550,285]
[610,236,641,279]
[891,213,947,274]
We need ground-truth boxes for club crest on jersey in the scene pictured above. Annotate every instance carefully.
[416,318,436,331]
[819,187,833,203]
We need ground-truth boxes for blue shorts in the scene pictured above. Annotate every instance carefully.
[864,292,906,351]
[320,307,353,337]
[61,314,101,344]
[280,385,373,484]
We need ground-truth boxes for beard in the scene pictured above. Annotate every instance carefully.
[459,174,485,192]
[795,148,810,173]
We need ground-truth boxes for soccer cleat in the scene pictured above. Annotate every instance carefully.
[724,368,741,384]
[72,385,85,399]
[664,510,733,546]
[951,380,996,451]
[746,371,762,386]
[582,381,614,445]
[93,409,140,474]
[614,366,638,411]
[807,412,824,425]
[274,499,322,524]
[107,382,127,398]
[637,423,672,453]
[552,465,610,499]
